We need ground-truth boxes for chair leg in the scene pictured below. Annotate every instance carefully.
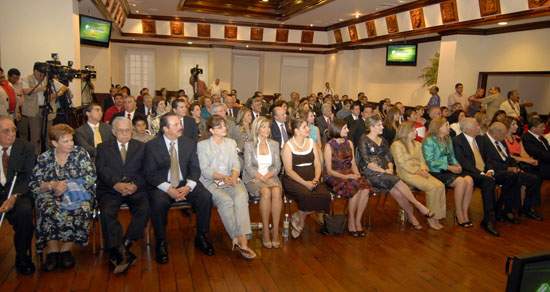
[92,217,97,254]
[146,221,150,245]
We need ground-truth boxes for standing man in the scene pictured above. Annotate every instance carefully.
[323,82,334,96]
[145,113,214,263]
[270,106,289,148]
[0,67,17,120]
[21,63,67,153]
[96,117,150,273]
[499,90,530,119]
[426,85,440,107]
[453,118,499,236]
[209,78,222,97]
[448,83,467,108]
[0,116,36,274]
[7,68,23,121]
[172,99,199,142]
[75,103,114,161]
[80,71,95,105]
[189,68,207,101]
[474,86,505,121]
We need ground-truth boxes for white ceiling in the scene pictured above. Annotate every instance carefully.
[124,0,414,26]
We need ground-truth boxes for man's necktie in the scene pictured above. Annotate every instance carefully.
[471,140,485,172]
[2,147,9,184]
[94,125,102,147]
[326,118,331,129]
[228,109,232,117]
[127,113,131,120]
[120,144,127,164]
[280,123,289,143]
[538,136,548,151]
[169,142,180,188]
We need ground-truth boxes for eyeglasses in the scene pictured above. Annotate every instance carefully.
[0,127,17,135]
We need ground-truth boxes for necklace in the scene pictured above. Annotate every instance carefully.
[293,137,307,149]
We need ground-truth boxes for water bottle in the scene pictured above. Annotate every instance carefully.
[251,222,263,230]
[282,214,290,240]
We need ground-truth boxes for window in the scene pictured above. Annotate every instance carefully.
[179,51,209,102]
[233,55,260,101]
[125,48,155,98]
[281,57,309,100]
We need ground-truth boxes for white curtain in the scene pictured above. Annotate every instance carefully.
[232,55,260,101]
[281,57,309,100]
[125,48,156,98]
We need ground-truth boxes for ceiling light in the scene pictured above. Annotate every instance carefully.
[339,18,343,21]
[187,41,192,44]
[310,24,313,27]
[355,12,360,18]
[262,0,268,2]
[136,10,139,13]
[498,21,508,25]
[299,48,302,51]
[132,3,136,6]
[389,39,393,42]
[246,45,249,48]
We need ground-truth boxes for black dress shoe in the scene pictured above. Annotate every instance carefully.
[480,220,500,237]
[518,209,543,221]
[155,241,169,264]
[60,251,75,269]
[43,252,59,272]
[504,212,520,225]
[194,235,215,256]
[123,239,137,266]
[15,255,35,275]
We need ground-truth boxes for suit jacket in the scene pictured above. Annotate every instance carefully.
[227,106,240,121]
[103,95,114,111]
[348,117,366,148]
[136,105,154,117]
[521,131,550,173]
[251,111,266,122]
[144,135,201,188]
[110,111,147,125]
[344,115,359,129]
[74,122,114,158]
[242,139,281,184]
[96,139,147,193]
[390,140,430,180]
[181,116,199,142]
[270,120,290,148]
[476,134,517,174]
[0,139,36,200]
[452,133,484,175]
[315,115,331,141]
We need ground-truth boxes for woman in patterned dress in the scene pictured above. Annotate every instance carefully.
[323,119,370,237]
[148,96,167,136]
[30,124,96,272]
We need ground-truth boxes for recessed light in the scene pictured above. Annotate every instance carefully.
[389,39,393,42]
[136,10,139,13]
[262,0,268,2]
[355,12,360,18]
[299,48,302,51]
[498,21,508,25]
[246,45,249,48]
[310,24,313,27]
[187,41,192,44]
[339,18,343,21]
[132,3,136,6]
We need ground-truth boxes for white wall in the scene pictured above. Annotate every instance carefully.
[437,29,550,108]
[81,45,111,93]
[0,0,82,104]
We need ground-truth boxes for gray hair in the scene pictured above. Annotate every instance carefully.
[459,117,476,132]
[210,102,227,115]
[112,116,131,129]
[488,121,506,134]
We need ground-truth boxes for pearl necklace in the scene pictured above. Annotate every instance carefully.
[293,137,307,149]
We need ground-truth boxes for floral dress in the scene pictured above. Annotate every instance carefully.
[30,146,96,251]
[323,139,370,198]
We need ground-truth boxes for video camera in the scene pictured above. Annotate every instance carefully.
[190,64,203,76]
[35,53,96,83]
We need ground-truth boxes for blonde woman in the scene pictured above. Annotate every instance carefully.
[391,122,446,230]
[243,117,282,248]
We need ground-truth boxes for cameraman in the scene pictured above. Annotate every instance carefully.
[81,71,95,105]
[21,62,66,153]
[189,67,207,102]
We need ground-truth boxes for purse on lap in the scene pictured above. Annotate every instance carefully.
[61,178,91,211]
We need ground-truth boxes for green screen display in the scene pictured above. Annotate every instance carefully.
[386,45,417,65]
[80,16,111,46]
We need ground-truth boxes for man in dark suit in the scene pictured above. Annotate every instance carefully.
[0,116,36,274]
[144,113,214,264]
[270,106,289,148]
[103,87,117,111]
[109,96,147,125]
[348,104,373,149]
[74,103,114,161]
[452,118,499,236]
[344,102,361,129]
[172,99,199,142]
[136,94,154,117]
[315,104,333,143]
[521,117,550,180]
[96,117,150,273]
[250,97,265,121]
[224,95,239,121]
[477,122,542,223]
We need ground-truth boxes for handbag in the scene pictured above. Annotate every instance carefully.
[320,213,347,236]
[61,178,91,211]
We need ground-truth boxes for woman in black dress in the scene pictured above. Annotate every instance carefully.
[357,115,434,230]
[282,118,330,239]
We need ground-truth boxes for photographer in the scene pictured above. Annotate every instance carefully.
[21,62,66,153]
[189,67,207,102]
[81,71,95,105]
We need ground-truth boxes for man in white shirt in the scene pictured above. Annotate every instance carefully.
[323,82,334,96]
[270,106,289,148]
[224,95,239,121]
[137,94,154,116]
[499,90,529,119]
[208,79,222,97]
[447,83,467,108]
[109,96,146,124]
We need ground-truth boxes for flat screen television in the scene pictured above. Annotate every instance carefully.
[386,44,417,66]
[80,15,112,48]
[506,250,550,292]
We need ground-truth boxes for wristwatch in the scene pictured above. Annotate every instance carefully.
[12,193,20,200]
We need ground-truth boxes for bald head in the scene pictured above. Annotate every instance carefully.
[273,106,287,123]
[488,122,507,141]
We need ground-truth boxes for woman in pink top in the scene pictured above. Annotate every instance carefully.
[404,108,426,142]
[501,116,538,167]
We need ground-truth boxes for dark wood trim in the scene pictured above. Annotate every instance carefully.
[477,71,550,94]
[347,36,442,50]
[127,14,327,31]
[326,0,449,30]
[478,72,488,92]
[120,32,328,48]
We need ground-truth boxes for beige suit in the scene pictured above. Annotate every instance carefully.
[391,140,446,219]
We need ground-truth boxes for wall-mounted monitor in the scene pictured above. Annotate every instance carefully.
[80,15,112,48]
[506,250,550,292]
[386,44,418,66]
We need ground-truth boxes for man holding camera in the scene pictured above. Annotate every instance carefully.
[21,62,66,153]
[81,71,95,105]
[189,67,207,102]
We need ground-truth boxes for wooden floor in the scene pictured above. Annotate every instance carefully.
[1,183,549,292]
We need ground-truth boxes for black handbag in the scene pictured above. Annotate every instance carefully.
[320,213,347,236]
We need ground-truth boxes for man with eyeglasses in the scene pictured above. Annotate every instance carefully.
[0,116,37,275]
[95,117,150,273]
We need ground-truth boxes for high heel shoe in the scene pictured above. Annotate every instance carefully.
[271,241,280,248]
[348,230,359,237]
[454,213,470,228]
[262,240,272,249]
[423,209,435,218]
[232,241,257,260]
[410,222,423,231]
